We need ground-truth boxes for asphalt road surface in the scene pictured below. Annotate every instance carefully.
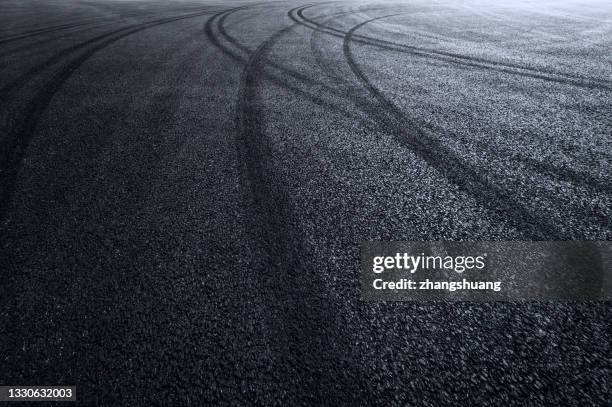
[1,0,611,404]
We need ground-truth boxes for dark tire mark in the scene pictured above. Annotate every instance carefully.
[308,9,354,83]
[0,20,103,45]
[0,6,219,44]
[0,9,198,59]
[0,8,216,219]
[520,155,612,195]
[234,12,364,402]
[217,5,322,86]
[204,6,250,63]
[290,5,612,91]
[343,15,565,239]
[204,5,367,126]
[300,5,612,197]
[0,8,213,101]
[0,21,119,59]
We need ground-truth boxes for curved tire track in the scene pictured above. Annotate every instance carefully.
[0,8,215,101]
[290,5,612,91]
[0,20,105,45]
[234,11,365,402]
[204,5,367,125]
[343,15,565,239]
[0,8,216,219]
[300,5,612,197]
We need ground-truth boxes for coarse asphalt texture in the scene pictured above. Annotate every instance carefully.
[0,0,611,404]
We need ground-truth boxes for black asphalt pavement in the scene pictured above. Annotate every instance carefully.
[1,0,610,404]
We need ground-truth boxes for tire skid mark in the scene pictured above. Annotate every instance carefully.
[0,20,103,45]
[290,5,612,91]
[0,8,217,219]
[218,6,336,87]
[434,123,612,198]
[432,124,612,197]
[306,6,610,219]
[204,8,246,62]
[307,5,390,84]
[213,5,336,87]
[0,4,221,43]
[520,155,612,195]
[0,9,218,57]
[217,6,316,85]
[343,15,567,239]
[204,5,369,126]
[0,20,123,60]
[233,8,364,401]
[0,11,171,45]
[0,8,216,101]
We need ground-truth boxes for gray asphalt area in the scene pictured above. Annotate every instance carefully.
[0,0,610,404]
